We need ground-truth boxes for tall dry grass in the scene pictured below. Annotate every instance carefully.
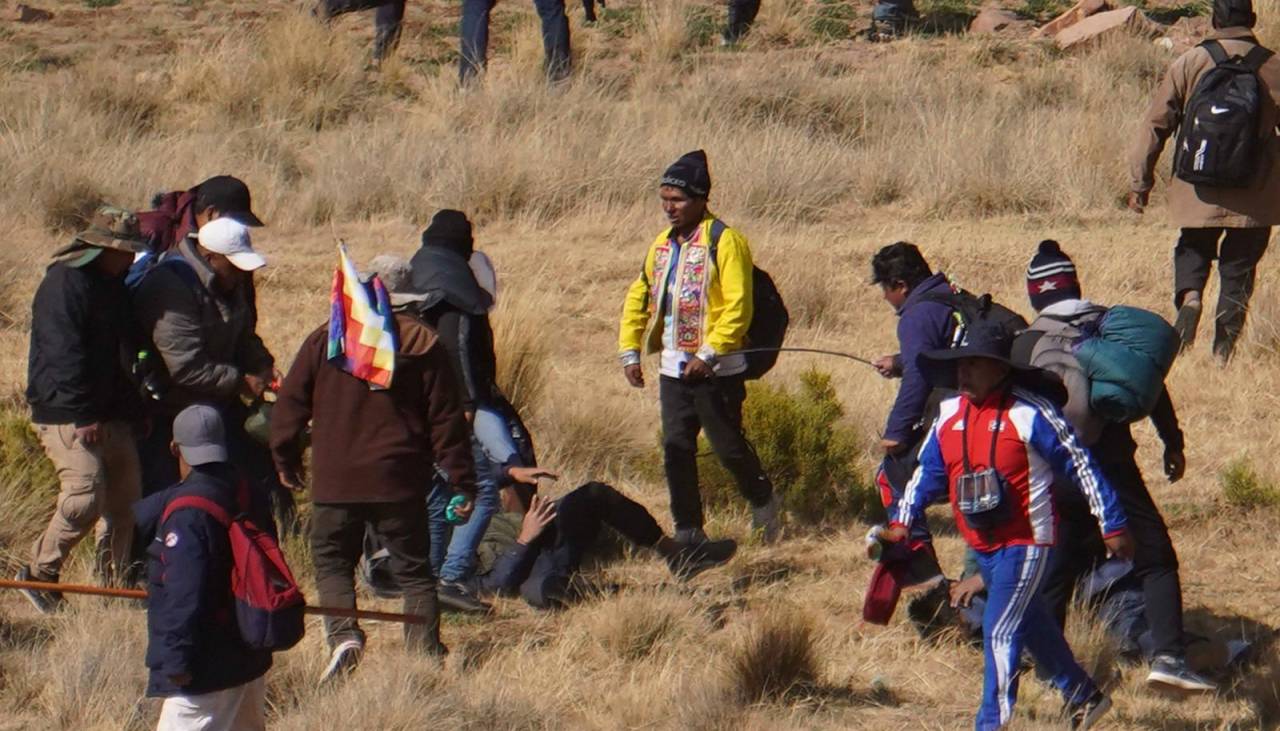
[0,1,1278,729]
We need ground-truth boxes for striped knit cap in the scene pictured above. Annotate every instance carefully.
[1026,240,1081,311]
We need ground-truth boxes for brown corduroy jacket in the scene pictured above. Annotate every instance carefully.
[270,313,475,504]
[1130,27,1280,229]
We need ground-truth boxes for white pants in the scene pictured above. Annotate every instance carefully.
[156,677,266,731]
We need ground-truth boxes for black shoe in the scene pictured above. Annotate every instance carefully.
[319,638,364,686]
[15,567,64,615]
[1064,691,1111,730]
[438,581,492,615]
[667,538,737,582]
[1147,654,1216,692]
[1173,299,1202,352]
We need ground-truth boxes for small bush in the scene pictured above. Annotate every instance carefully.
[1220,458,1280,510]
[727,607,819,704]
[692,369,870,525]
[0,396,59,555]
[83,0,121,7]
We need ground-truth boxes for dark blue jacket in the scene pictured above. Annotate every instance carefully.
[134,465,273,698]
[883,272,957,445]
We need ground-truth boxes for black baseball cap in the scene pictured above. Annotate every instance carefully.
[193,175,264,227]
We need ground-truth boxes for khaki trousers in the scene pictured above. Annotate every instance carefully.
[30,421,141,582]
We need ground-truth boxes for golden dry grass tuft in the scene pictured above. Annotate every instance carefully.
[0,0,1277,729]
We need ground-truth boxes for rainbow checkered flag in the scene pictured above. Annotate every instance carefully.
[327,243,398,390]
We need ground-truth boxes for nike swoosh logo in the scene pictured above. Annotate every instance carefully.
[1211,106,1231,114]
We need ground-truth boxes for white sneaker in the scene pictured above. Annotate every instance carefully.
[319,639,364,686]
[751,494,781,544]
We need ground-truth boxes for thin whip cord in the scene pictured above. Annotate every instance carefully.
[725,347,877,368]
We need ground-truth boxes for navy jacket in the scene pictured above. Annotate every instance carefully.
[883,272,957,445]
[134,465,273,697]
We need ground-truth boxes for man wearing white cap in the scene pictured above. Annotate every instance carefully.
[133,218,281,511]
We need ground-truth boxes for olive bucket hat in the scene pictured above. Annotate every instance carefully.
[51,206,149,268]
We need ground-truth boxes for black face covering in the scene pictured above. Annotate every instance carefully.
[1213,0,1256,29]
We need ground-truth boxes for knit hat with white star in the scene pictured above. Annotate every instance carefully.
[1026,240,1081,312]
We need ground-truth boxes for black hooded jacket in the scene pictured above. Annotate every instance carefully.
[408,245,498,413]
[26,262,143,426]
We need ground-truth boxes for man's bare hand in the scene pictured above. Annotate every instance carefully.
[452,497,476,521]
[509,467,559,485]
[517,494,557,545]
[75,422,102,446]
[1127,190,1149,214]
[872,354,901,379]
[624,364,645,389]
[949,575,985,609]
[880,523,908,544]
[682,357,714,382]
[277,467,305,492]
[242,373,268,400]
[880,438,905,455]
[1104,530,1136,562]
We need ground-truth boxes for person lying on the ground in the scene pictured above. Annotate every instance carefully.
[470,481,738,609]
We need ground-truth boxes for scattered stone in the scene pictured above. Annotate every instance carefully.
[13,4,54,22]
[1055,6,1162,50]
[970,6,1034,35]
[1032,0,1110,39]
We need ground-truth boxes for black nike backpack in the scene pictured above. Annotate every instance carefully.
[708,220,790,380]
[1173,40,1275,188]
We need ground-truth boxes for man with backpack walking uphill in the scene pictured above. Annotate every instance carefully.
[1012,241,1214,692]
[618,150,782,546]
[1129,0,1280,363]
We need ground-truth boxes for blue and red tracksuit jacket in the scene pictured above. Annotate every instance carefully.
[891,387,1127,552]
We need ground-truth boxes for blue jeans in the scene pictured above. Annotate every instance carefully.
[459,0,571,83]
[974,545,1096,731]
[426,476,452,579]
[437,436,501,583]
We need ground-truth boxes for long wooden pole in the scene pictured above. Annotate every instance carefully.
[0,578,427,625]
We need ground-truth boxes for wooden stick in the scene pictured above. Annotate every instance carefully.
[0,578,427,625]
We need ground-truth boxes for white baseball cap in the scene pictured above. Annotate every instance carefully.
[197,217,266,272]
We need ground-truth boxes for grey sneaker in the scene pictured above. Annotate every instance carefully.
[320,638,364,686]
[667,539,737,581]
[15,566,64,615]
[751,494,781,544]
[1147,654,1216,692]
[1065,691,1111,730]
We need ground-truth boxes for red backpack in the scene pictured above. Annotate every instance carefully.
[162,484,306,652]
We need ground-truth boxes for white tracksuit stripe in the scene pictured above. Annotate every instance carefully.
[989,546,1049,725]
[1015,389,1109,529]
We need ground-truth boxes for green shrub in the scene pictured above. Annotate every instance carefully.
[0,396,60,554]
[1220,458,1280,510]
[83,0,121,7]
[691,369,872,525]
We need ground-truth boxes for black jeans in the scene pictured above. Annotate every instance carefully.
[515,482,664,607]
[724,0,761,42]
[311,499,442,654]
[1174,226,1271,359]
[1091,424,1184,658]
[659,375,773,533]
[459,0,570,83]
[1040,492,1107,630]
[318,0,406,60]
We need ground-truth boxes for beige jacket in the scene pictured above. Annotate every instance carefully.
[1130,27,1280,229]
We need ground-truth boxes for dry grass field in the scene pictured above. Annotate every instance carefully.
[0,0,1278,728]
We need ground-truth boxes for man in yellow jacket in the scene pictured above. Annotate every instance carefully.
[618,150,779,546]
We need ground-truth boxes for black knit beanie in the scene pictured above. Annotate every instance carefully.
[660,150,712,199]
[1213,0,1255,29]
[421,209,474,258]
[1026,240,1082,312]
